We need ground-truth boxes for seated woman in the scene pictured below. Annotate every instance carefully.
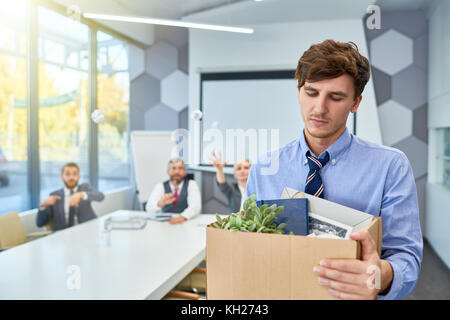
[209,152,251,213]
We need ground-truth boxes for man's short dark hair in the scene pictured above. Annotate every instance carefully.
[294,39,371,99]
[61,162,79,175]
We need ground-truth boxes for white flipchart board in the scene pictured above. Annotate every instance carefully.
[130,131,177,204]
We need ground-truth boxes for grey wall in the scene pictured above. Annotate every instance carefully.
[364,10,428,232]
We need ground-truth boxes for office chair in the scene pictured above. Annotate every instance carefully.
[163,267,207,300]
[0,211,51,251]
[45,217,56,232]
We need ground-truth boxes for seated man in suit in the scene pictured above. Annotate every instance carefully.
[209,152,251,213]
[36,162,105,231]
[146,157,201,224]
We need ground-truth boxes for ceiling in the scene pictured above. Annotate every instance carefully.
[52,0,434,46]
[374,0,433,12]
[183,0,374,25]
[113,0,245,19]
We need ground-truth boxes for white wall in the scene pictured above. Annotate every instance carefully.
[426,0,450,268]
[188,18,382,156]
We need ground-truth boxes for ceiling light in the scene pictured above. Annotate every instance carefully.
[83,13,254,34]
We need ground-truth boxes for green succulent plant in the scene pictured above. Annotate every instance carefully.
[212,194,288,234]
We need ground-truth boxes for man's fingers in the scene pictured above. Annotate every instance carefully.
[350,230,377,260]
[53,195,62,199]
[168,216,186,224]
[314,266,366,286]
[318,276,367,295]
[318,259,367,274]
[328,288,368,300]
[168,218,179,224]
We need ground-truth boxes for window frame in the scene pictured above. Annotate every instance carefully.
[16,0,141,209]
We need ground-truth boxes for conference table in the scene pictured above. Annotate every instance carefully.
[0,210,222,299]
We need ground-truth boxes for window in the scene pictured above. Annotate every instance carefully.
[444,128,450,189]
[0,2,133,215]
[0,1,30,214]
[97,31,130,191]
[38,6,89,200]
[431,127,450,190]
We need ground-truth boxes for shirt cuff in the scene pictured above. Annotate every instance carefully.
[181,210,199,220]
[82,192,88,200]
[377,260,403,300]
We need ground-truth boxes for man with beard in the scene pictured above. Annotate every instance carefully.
[146,157,201,224]
[36,162,105,231]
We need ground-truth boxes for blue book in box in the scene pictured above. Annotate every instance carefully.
[256,198,309,235]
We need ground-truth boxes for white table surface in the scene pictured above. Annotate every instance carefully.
[0,211,223,300]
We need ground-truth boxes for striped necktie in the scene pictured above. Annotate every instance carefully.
[173,187,179,205]
[304,150,330,199]
[68,189,75,227]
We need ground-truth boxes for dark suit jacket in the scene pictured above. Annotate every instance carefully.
[36,183,105,231]
[216,181,242,213]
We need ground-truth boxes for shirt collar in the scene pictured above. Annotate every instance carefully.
[299,127,352,166]
[170,180,184,191]
[64,185,78,195]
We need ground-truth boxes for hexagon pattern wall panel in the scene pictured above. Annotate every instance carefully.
[178,44,188,73]
[161,70,188,112]
[365,11,428,220]
[130,107,146,131]
[365,11,428,41]
[371,29,413,76]
[178,107,188,129]
[146,41,178,80]
[371,67,391,105]
[144,103,178,130]
[414,34,428,70]
[130,39,188,132]
[130,73,160,110]
[378,100,413,146]
[392,65,427,110]
[392,136,428,179]
[129,45,145,81]
[413,105,428,143]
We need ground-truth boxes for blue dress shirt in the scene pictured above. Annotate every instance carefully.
[245,127,423,300]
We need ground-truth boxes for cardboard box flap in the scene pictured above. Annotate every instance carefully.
[280,187,374,230]
[365,217,382,256]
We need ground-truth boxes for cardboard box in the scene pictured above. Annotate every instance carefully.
[206,188,382,300]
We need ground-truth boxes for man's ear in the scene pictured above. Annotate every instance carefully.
[351,95,363,113]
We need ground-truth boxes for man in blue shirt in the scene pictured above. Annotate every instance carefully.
[245,39,422,300]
